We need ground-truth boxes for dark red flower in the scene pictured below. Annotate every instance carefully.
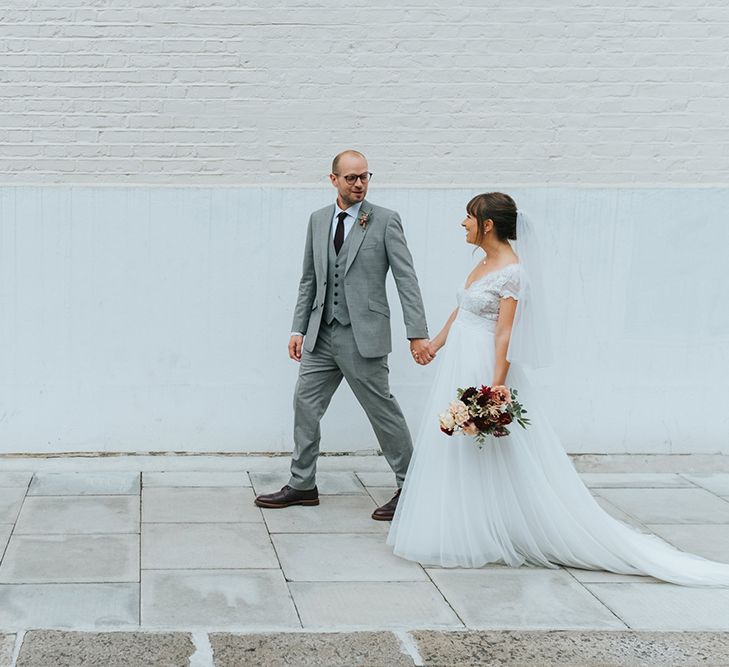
[479,385,492,397]
[499,412,513,425]
[472,416,489,431]
[440,426,454,436]
[460,387,478,403]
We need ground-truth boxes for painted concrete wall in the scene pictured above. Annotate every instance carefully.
[1,186,727,454]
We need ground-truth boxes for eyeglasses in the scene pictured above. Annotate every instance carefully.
[335,172,373,185]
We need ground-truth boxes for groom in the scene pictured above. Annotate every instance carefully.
[254,150,431,520]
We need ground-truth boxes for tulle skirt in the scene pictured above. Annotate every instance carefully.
[387,310,729,586]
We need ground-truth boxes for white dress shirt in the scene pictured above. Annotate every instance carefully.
[331,201,362,241]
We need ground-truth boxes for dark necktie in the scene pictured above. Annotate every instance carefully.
[334,211,347,255]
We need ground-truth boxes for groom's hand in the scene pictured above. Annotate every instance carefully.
[410,338,434,365]
[288,335,304,362]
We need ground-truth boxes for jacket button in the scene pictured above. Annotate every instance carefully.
[334,301,338,305]
[334,292,338,296]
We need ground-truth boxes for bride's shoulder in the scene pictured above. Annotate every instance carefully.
[498,262,523,282]
[496,262,523,298]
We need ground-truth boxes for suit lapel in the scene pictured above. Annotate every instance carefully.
[345,200,372,276]
[314,204,334,281]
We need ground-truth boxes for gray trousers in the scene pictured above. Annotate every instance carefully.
[289,320,413,490]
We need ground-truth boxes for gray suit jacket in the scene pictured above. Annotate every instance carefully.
[291,199,428,358]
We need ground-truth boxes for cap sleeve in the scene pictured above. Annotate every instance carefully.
[499,264,522,300]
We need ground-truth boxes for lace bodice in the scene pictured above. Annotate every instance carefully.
[457,263,522,321]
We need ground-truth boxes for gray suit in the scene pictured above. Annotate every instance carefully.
[289,199,428,490]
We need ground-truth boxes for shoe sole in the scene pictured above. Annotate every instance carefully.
[371,513,394,521]
[254,498,320,509]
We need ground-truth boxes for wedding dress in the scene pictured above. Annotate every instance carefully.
[387,262,729,586]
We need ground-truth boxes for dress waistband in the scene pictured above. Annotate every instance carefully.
[455,309,497,331]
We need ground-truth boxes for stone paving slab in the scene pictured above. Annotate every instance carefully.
[142,471,251,487]
[319,457,394,472]
[250,471,366,495]
[367,486,398,507]
[592,496,649,532]
[427,568,627,630]
[683,473,729,496]
[0,488,25,524]
[261,495,388,534]
[16,631,194,667]
[579,473,694,488]
[142,522,278,569]
[646,524,729,563]
[598,488,729,524]
[28,472,140,496]
[412,630,729,666]
[0,454,399,474]
[355,471,398,487]
[14,495,139,534]
[0,635,13,667]
[0,534,139,583]
[0,583,139,630]
[141,569,300,630]
[565,567,663,584]
[141,487,261,523]
[572,454,729,474]
[0,473,32,488]
[210,632,414,667]
[273,533,428,582]
[289,581,463,630]
[0,525,11,555]
[586,583,729,631]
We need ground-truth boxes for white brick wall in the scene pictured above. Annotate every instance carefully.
[2,1,729,184]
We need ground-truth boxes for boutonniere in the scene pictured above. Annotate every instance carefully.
[358,210,371,229]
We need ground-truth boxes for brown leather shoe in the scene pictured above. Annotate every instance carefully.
[254,485,319,509]
[371,488,401,521]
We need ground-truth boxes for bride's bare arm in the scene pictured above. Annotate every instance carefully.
[428,308,459,354]
[492,297,518,386]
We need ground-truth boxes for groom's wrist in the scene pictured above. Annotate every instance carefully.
[406,327,429,340]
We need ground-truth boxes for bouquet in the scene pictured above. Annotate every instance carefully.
[439,385,529,446]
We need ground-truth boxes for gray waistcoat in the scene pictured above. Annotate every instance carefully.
[323,228,353,326]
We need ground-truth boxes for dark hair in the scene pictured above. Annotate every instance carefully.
[466,192,517,245]
[332,149,366,174]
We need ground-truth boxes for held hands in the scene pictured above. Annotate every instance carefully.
[410,338,436,366]
[288,335,304,362]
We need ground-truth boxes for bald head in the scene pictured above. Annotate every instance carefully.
[329,150,369,208]
[332,150,366,174]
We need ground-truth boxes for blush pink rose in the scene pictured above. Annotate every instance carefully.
[449,400,470,426]
[491,385,511,406]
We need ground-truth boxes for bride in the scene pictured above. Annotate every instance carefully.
[387,192,729,587]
